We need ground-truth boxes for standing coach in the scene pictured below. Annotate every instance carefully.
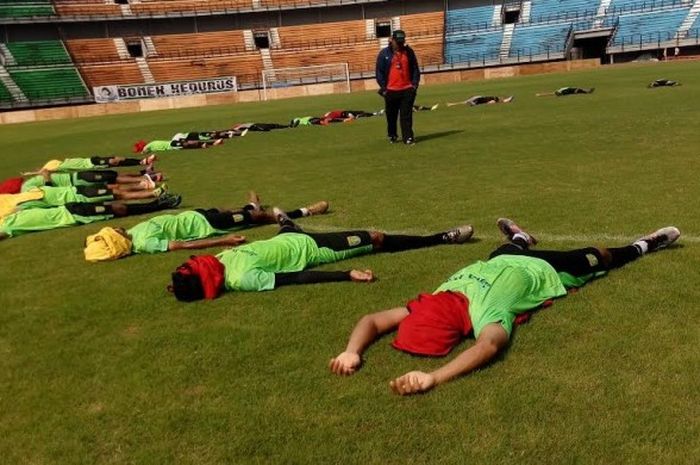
[376,30,421,145]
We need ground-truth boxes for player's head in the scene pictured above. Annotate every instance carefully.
[133,140,147,153]
[391,30,406,49]
[170,255,225,302]
[84,227,133,262]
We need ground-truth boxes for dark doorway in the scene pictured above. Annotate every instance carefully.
[376,22,392,38]
[254,32,270,49]
[571,34,611,62]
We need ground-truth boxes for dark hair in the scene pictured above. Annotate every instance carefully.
[171,271,204,302]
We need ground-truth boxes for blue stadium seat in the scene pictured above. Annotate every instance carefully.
[611,8,689,45]
[530,0,600,22]
[509,23,571,57]
[445,30,503,64]
[446,5,495,31]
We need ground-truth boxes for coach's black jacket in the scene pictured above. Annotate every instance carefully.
[375,45,421,93]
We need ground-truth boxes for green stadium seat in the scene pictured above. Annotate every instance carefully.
[0,4,54,18]
[5,40,70,66]
[8,67,89,101]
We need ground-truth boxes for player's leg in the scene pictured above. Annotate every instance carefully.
[492,218,679,276]
[384,92,401,142]
[399,89,417,143]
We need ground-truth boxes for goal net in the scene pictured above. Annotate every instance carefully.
[261,63,350,100]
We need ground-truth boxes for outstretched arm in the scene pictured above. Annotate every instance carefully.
[168,234,246,251]
[390,323,509,396]
[330,307,409,376]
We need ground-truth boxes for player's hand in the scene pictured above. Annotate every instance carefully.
[350,269,374,282]
[329,351,361,376]
[224,234,246,246]
[389,371,436,396]
[377,88,387,97]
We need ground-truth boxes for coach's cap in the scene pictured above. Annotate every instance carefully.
[392,30,406,42]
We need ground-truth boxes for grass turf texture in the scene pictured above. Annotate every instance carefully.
[1,61,699,465]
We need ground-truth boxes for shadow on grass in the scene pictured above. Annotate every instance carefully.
[415,130,464,143]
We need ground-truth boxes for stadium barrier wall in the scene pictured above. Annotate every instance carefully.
[0,59,600,125]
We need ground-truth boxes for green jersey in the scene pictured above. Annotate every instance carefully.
[127,211,228,254]
[435,255,568,338]
[293,117,315,126]
[20,175,46,192]
[144,140,179,152]
[19,186,113,210]
[0,206,112,237]
[216,232,372,292]
[57,158,96,171]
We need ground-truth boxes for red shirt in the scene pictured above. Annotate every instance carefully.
[387,49,413,91]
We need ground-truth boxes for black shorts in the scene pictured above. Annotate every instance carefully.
[76,170,118,184]
[76,185,113,197]
[196,208,251,230]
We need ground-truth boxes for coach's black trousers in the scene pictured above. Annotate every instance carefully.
[384,88,416,141]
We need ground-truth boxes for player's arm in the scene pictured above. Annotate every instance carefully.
[168,234,246,251]
[390,323,509,396]
[329,307,409,376]
[275,269,374,287]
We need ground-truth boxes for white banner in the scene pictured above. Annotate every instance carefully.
[93,77,237,103]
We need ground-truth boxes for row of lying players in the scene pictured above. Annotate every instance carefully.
[0,159,681,394]
[130,106,439,154]
[130,79,681,154]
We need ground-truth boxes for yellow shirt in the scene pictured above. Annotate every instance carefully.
[0,189,45,219]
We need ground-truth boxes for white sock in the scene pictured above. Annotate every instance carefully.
[300,207,309,216]
[633,240,648,255]
[513,232,529,243]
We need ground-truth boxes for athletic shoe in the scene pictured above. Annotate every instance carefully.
[158,193,182,209]
[305,200,329,216]
[213,139,224,146]
[247,190,261,211]
[634,226,680,253]
[272,207,290,224]
[240,128,249,137]
[497,218,538,246]
[377,109,385,115]
[153,183,169,197]
[430,104,439,111]
[404,138,416,146]
[140,154,157,165]
[388,136,399,144]
[503,96,515,103]
[442,224,474,244]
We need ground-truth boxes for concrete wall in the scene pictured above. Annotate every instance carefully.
[0,59,601,125]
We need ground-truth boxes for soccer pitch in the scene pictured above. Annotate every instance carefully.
[1,60,699,465]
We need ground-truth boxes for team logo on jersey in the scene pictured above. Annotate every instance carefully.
[585,253,599,267]
[232,214,245,224]
[347,235,362,247]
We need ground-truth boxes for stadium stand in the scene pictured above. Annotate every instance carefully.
[149,30,247,57]
[610,7,690,45]
[445,29,503,65]
[78,63,145,88]
[445,4,495,31]
[148,53,263,85]
[0,0,53,18]
[270,41,378,74]
[276,19,368,48]
[0,40,90,105]
[400,11,444,37]
[53,0,120,17]
[530,0,599,22]
[509,23,572,57]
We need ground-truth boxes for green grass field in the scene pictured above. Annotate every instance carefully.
[1,61,699,465]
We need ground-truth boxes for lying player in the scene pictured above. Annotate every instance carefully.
[84,191,330,261]
[170,130,247,142]
[232,122,290,132]
[447,96,513,107]
[648,79,681,88]
[330,218,680,396]
[134,138,224,154]
[17,168,162,194]
[537,87,595,97]
[0,193,181,240]
[22,155,157,175]
[169,209,474,301]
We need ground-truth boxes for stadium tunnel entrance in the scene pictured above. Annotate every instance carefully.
[570,29,614,63]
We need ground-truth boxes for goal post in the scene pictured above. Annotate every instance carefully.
[261,63,350,100]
